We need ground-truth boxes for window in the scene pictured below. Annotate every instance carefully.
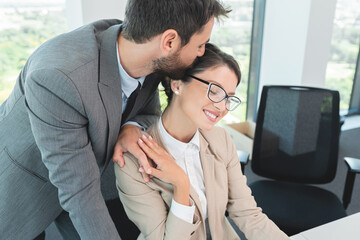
[0,0,67,104]
[211,0,255,123]
[325,0,360,114]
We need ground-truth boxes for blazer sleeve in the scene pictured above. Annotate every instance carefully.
[24,69,120,240]
[115,155,201,240]
[223,130,290,240]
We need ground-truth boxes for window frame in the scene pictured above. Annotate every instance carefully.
[246,0,266,122]
[348,44,360,115]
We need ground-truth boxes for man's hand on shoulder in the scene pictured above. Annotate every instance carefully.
[113,124,152,182]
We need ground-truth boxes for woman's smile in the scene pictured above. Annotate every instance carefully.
[203,109,219,122]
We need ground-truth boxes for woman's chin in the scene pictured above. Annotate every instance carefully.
[200,122,216,131]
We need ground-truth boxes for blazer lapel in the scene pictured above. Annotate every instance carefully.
[98,24,123,167]
[199,133,218,238]
[189,185,205,220]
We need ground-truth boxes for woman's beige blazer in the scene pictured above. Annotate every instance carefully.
[115,123,289,240]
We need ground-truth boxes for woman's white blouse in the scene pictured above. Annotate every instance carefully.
[158,118,207,223]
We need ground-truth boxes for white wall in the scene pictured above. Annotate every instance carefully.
[259,0,337,94]
[66,0,127,31]
[260,0,311,87]
[302,0,337,87]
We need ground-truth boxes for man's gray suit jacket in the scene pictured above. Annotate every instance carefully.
[0,19,161,239]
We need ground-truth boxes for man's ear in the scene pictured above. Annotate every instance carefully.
[160,29,181,57]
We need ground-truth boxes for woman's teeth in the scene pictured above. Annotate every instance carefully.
[204,110,216,119]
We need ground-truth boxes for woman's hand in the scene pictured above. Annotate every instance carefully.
[138,134,191,206]
[113,124,152,182]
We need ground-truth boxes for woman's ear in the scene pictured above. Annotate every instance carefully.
[160,29,181,57]
[171,80,183,95]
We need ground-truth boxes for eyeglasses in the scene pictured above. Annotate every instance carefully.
[188,75,241,111]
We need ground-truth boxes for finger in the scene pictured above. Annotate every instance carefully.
[140,170,150,183]
[133,139,153,174]
[147,167,163,180]
[138,138,159,164]
[147,135,158,146]
[139,166,154,179]
[145,135,166,154]
[142,135,163,154]
[113,143,125,167]
[138,163,150,182]
[141,135,158,152]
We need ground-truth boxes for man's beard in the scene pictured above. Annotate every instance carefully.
[152,51,194,80]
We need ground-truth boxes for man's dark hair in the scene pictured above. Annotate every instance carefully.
[122,0,230,46]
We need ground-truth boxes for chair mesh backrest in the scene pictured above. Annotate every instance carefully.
[252,86,340,183]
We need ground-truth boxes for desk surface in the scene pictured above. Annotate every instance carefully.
[290,212,360,240]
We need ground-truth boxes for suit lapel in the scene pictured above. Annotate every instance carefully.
[123,73,161,123]
[98,24,123,166]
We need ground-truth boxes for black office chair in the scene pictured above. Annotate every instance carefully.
[246,85,359,236]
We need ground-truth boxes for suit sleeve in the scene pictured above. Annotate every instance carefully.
[24,69,120,240]
[223,130,290,240]
[115,155,201,240]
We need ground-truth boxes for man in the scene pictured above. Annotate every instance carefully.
[0,0,228,239]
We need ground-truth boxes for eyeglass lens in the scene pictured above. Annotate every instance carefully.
[208,84,241,111]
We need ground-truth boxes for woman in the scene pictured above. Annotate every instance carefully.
[115,43,289,240]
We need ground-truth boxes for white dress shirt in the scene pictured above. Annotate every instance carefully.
[116,42,146,129]
[159,117,208,223]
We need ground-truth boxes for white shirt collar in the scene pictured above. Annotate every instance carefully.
[158,117,200,159]
[116,41,145,98]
